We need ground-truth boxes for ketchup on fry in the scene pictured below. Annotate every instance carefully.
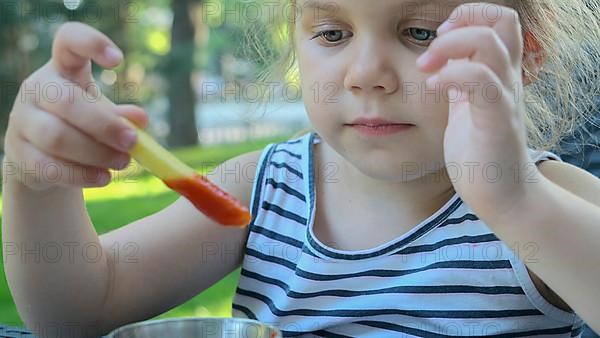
[163,173,251,227]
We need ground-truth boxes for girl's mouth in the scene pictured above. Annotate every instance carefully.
[347,123,414,137]
[346,117,415,137]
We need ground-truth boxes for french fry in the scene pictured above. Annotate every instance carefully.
[121,118,252,227]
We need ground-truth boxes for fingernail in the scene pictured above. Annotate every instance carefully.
[97,172,111,186]
[437,21,452,34]
[105,46,123,63]
[119,129,137,151]
[417,51,431,67]
[426,74,440,89]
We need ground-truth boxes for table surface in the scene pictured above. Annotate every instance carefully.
[1,323,598,338]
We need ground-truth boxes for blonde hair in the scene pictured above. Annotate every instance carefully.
[243,0,600,153]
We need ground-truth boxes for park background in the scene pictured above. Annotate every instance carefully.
[0,0,311,327]
[0,0,599,335]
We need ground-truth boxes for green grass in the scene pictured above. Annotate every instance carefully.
[0,135,290,327]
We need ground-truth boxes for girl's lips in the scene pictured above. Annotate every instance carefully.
[349,117,410,125]
[347,123,414,137]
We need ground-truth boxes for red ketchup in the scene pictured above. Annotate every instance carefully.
[163,173,251,227]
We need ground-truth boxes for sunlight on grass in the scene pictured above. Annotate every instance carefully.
[82,160,217,202]
[81,134,290,202]
[84,176,167,200]
[83,167,170,201]
[0,170,173,214]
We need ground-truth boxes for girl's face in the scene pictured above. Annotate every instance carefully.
[294,0,506,182]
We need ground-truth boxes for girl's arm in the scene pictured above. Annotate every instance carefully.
[97,150,260,332]
[481,160,600,332]
[2,149,260,336]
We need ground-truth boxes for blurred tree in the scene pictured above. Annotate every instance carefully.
[165,0,201,148]
[0,0,54,152]
[0,0,289,150]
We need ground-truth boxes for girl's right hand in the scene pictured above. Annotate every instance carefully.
[3,22,148,191]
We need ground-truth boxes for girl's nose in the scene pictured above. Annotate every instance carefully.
[343,45,399,95]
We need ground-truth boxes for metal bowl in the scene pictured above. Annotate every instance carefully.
[107,317,282,338]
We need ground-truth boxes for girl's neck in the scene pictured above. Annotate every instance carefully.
[315,136,456,212]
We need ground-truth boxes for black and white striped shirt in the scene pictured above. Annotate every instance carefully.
[232,131,585,337]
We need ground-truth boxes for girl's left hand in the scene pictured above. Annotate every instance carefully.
[416,3,535,221]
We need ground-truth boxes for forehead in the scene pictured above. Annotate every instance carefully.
[298,0,511,13]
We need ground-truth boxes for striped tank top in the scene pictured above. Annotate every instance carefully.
[232,131,585,337]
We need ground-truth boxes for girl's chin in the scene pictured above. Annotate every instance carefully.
[343,147,445,183]
[345,155,421,183]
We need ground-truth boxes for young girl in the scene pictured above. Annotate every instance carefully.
[3,0,600,337]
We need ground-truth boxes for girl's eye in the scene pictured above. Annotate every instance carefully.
[405,27,437,45]
[311,30,353,44]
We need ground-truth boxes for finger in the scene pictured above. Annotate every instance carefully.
[437,3,523,65]
[19,135,112,189]
[429,59,513,126]
[116,104,149,129]
[19,107,131,171]
[51,22,123,86]
[34,77,138,153]
[418,26,513,84]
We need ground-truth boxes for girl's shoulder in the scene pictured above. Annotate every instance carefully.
[249,132,315,188]
[524,148,600,207]
[257,131,316,162]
